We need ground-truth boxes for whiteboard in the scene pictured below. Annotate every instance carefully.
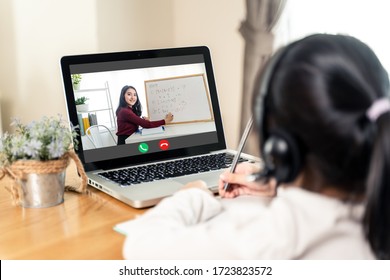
[144,74,214,124]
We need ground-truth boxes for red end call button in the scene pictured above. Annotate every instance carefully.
[159,139,170,151]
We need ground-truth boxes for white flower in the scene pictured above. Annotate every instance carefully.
[0,116,77,165]
[9,117,21,127]
[48,140,65,159]
[23,139,42,159]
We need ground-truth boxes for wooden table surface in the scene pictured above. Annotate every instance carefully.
[0,162,147,260]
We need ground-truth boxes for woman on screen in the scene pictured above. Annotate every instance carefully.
[115,85,173,145]
[121,34,390,259]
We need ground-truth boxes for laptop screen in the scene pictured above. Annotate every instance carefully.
[61,46,226,171]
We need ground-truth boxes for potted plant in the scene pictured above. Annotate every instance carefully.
[0,116,87,208]
[71,74,82,91]
[75,96,89,112]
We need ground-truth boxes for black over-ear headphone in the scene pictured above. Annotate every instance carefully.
[253,45,304,184]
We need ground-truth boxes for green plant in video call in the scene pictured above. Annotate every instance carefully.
[75,96,89,105]
[71,74,82,86]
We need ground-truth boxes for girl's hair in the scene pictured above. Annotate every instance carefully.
[115,85,142,117]
[256,34,390,259]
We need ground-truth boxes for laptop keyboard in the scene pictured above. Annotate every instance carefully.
[97,152,248,187]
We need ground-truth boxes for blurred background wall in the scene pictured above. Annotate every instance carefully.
[0,0,244,148]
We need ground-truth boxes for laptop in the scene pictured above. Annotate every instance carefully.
[60,46,259,208]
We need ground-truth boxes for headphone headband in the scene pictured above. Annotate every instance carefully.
[254,44,304,184]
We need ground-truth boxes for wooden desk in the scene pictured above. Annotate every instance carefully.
[0,162,146,260]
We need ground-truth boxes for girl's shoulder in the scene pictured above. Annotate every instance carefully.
[118,106,134,115]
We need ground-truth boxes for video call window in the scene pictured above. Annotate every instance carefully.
[73,62,217,152]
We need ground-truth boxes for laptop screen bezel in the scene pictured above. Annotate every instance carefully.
[60,46,227,171]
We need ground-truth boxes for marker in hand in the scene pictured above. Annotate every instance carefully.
[164,113,174,124]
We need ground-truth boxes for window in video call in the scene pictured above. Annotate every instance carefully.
[70,55,219,163]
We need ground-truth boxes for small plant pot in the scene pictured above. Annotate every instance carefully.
[76,104,89,112]
[73,83,80,91]
[7,156,70,208]
[20,171,65,208]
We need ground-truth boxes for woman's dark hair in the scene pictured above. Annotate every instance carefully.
[115,85,142,117]
[255,34,390,259]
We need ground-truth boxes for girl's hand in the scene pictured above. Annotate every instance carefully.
[164,113,174,124]
[218,162,276,198]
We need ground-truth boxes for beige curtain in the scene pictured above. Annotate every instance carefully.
[239,0,286,156]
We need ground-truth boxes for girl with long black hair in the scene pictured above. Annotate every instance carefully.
[116,85,173,145]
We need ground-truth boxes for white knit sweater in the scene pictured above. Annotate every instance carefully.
[120,187,374,259]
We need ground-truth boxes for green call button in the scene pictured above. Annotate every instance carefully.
[138,143,149,153]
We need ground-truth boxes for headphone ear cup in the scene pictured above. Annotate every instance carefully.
[262,131,302,183]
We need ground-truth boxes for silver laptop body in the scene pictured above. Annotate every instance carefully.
[61,46,258,208]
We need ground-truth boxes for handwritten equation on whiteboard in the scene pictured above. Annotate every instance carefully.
[144,74,213,124]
